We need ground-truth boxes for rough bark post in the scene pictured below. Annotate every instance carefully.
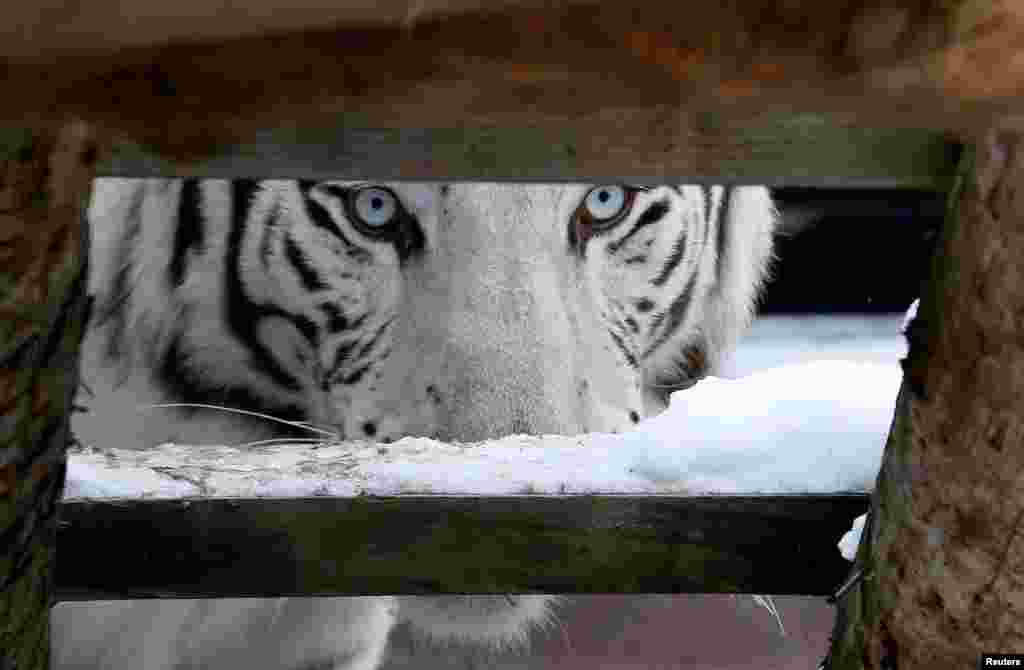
[1,123,96,669]
[827,119,1024,668]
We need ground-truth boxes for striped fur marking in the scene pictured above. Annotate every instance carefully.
[70,178,776,670]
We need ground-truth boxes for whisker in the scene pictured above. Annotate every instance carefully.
[752,595,786,636]
[140,403,339,438]
[291,420,341,434]
[232,438,339,449]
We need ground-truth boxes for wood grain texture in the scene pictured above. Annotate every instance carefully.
[56,494,868,601]
[0,0,589,62]
[827,121,1024,669]
[0,122,95,670]
[0,1,1019,171]
[90,115,959,187]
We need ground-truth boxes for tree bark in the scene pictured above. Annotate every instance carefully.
[0,123,96,669]
[828,119,1024,668]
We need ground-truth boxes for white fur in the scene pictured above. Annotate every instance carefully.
[53,597,397,670]
[63,179,775,669]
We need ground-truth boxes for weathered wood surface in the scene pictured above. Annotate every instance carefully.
[827,122,1024,669]
[57,438,872,599]
[91,117,959,187]
[56,494,868,600]
[0,124,96,670]
[0,1,1016,181]
[2,0,558,59]
[60,434,883,500]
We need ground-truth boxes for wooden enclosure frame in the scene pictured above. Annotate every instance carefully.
[3,2,1024,668]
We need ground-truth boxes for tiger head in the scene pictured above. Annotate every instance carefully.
[70,178,776,664]
[81,179,775,448]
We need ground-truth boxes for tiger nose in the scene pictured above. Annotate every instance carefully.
[434,330,583,443]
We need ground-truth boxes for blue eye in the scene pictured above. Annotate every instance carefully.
[582,186,631,226]
[353,187,398,228]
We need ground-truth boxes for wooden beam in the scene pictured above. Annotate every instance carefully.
[56,494,868,600]
[91,116,959,187]
[826,120,1024,669]
[1,0,584,62]
[0,124,96,670]
[58,440,876,599]
[0,1,1018,171]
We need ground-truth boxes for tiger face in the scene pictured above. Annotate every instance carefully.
[68,178,775,668]
[78,179,774,451]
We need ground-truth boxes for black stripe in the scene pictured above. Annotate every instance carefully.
[155,333,309,433]
[102,183,147,360]
[608,329,639,369]
[321,184,350,202]
[168,179,204,288]
[291,315,318,350]
[222,180,305,392]
[325,317,391,384]
[284,234,330,291]
[320,304,363,334]
[328,341,359,382]
[122,178,315,431]
[299,182,357,245]
[701,185,713,226]
[567,215,579,250]
[354,318,393,361]
[607,198,670,255]
[341,363,372,386]
[716,186,733,285]
[644,270,699,358]
[651,224,687,287]
[648,310,665,335]
[259,200,280,271]
[391,211,426,265]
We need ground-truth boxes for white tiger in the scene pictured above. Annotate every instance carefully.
[56,179,776,669]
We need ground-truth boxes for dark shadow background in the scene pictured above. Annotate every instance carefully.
[762,187,944,314]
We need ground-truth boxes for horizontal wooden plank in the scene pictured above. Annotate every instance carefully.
[2,0,562,62]
[56,494,868,600]
[90,116,960,187]
[63,432,884,500]
[0,1,1018,174]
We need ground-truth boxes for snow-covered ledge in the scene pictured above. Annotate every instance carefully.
[65,360,898,500]
[58,360,898,601]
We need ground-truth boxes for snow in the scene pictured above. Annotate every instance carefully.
[902,299,920,334]
[66,459,199,499]
[65,314,908,500]
[64,310,913,560]
[625,360,900,494]
[63,358,898,499]
[718,313,907,378]
[839,514,868,562]
[64,324,906,500]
